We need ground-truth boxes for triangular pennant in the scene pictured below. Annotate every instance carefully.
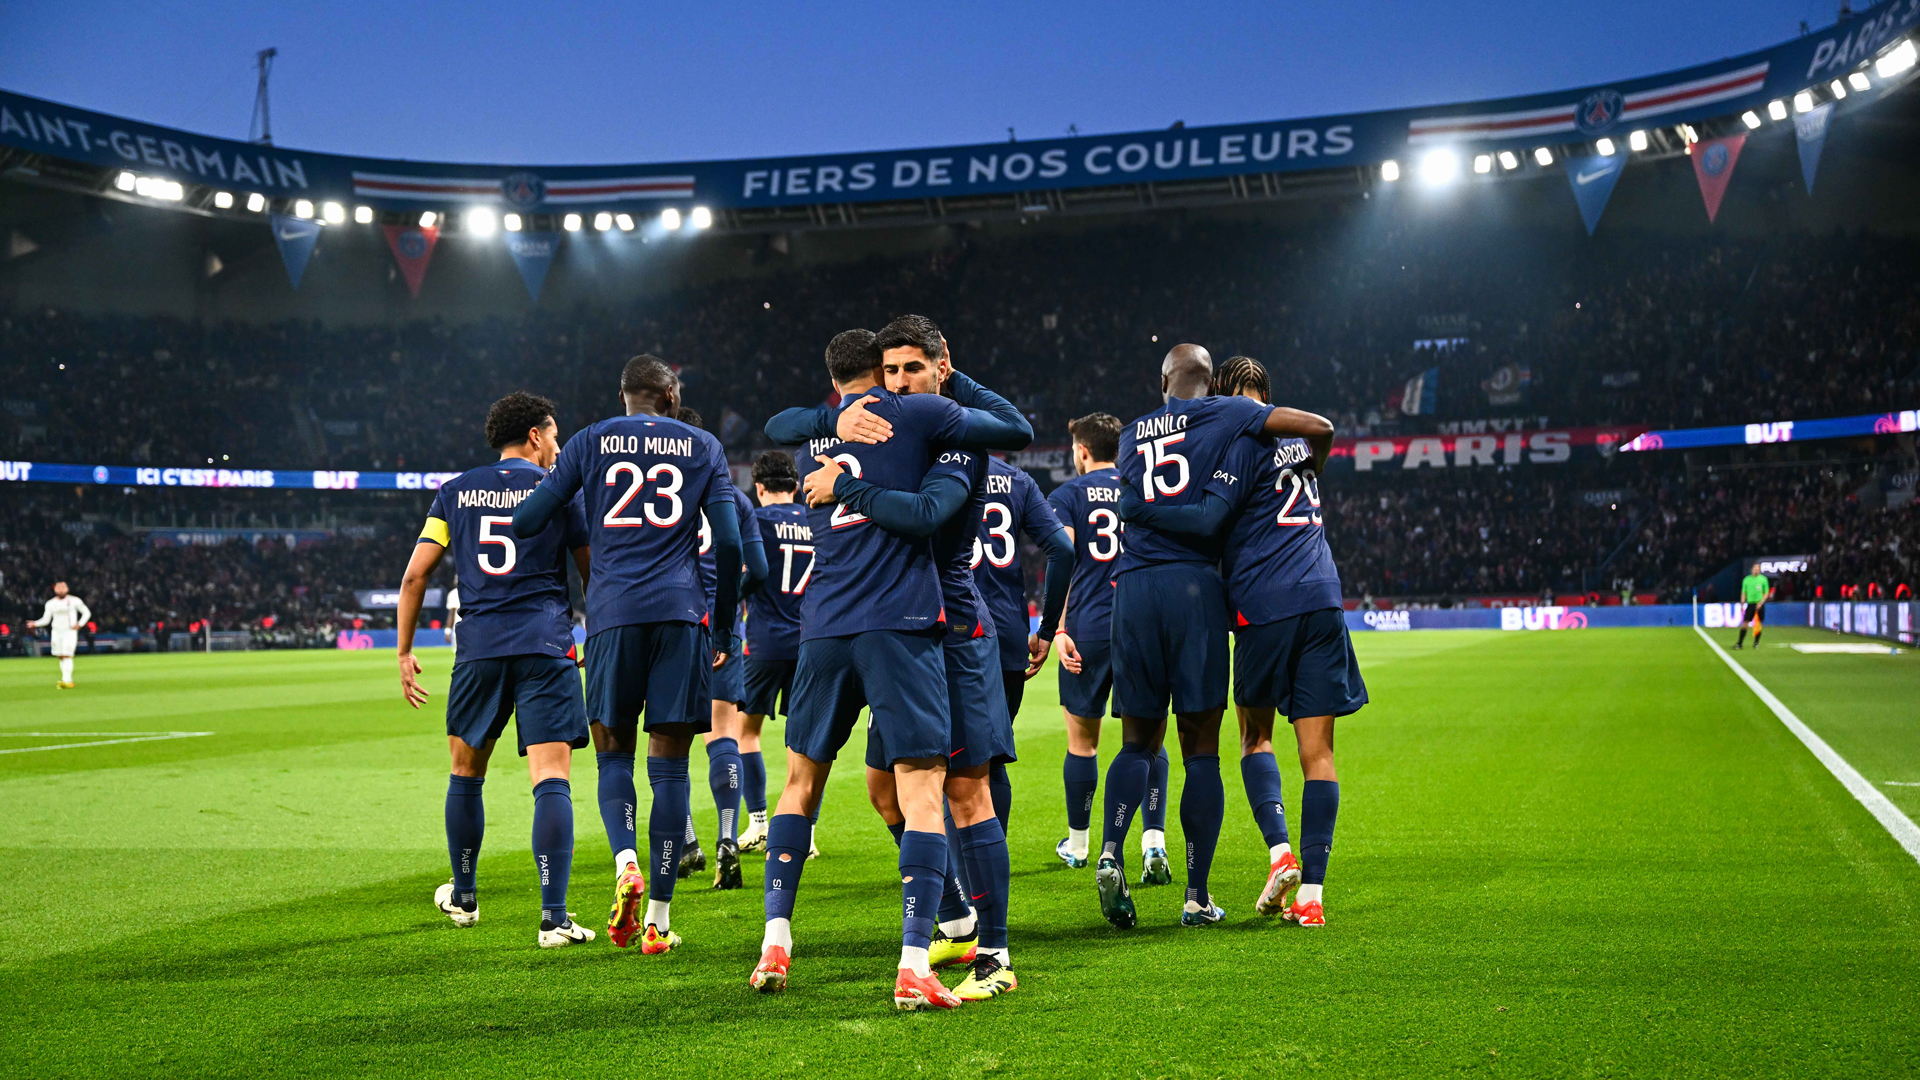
[504,231,560,301]
[268,213,322,289]
[381,224,440,298]
[1690,133,1747,224]
[1794,102,1834,194]
[1563,151,1626,235]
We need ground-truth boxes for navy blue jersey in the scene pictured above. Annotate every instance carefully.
[972,458,1060,645]
[1209,435,1343,625]
[794,388,970,640]
[1046,465,1125,642]
[930,447,994,639]
[747,502,812,661]
[1113,395,1274,574]
[535,413,733,632]
[421,458,586,662]
[699,485,758,612]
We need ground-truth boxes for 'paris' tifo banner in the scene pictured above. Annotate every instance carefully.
[2,0,1916,214]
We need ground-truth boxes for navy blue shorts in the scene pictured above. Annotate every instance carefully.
[711,636,746,706]
[1058,638,1113,718]
[1110,564,1230,720]
[742,655,797,717]
[446,655,589,756]
[790,630,948,767]
[1233,607,1369,720]
[868,634,1013,771]
[584,621,711,733]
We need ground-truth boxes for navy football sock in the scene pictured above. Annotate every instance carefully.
[958,818,1011,951]
[647,756,691,901]
[1098,742,1152,866]
[939,805,972,924]
[808,792,823,826]
[1064,752,1098,831]
[740,750,768,814]
[1144,745,1172,833]
[1300,779,1340,886]
[531,777,573,928]
[595,751,637,864]
[707,737,742,843]
[1240,751,1290,848]
[444,774,485,909]
[763,813,812,922]
[989,761,1012,831]
[1180,755,1224,906]
[886,820,906,845]
[898,830,948,951]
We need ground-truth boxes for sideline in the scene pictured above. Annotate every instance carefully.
[1694,626,1920,864]
[0,731,215,755]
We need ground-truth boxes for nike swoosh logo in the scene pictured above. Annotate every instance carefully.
[277,228,309,240]
[1575,168,1614,185]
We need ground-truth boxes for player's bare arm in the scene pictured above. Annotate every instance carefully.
[396,539,446,709]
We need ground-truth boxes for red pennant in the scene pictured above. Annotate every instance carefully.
[381,224,440,297]
[1689,133,1746,224]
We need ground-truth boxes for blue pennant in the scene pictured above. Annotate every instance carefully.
[504,231,561,301]
[268,214,322,289]
[1563,152,1626,235]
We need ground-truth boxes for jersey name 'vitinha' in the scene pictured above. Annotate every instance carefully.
[422,457,586,662]
[746,503,813,661]
[1114,394,1273,574]
[533,414,734,633]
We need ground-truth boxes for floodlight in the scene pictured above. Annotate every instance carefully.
[1596,137,1615,156]
[1876,38,1917,77]
[503,213,523,232]
[1849,71,1872,91]
[661,207,683,229]
[1741,111,1762,129]
[322,202,345,224]
[114,171,136,191]
[246,192,266,212]
[418,211,437,228]
[294,199,314,218]
[1794,90,1815,113]
[1498,150,1519,170]
[1829,79,1848,100]
[615,213,634,231]
[690,206,713,229]
[354,205,374,224]
[1533,147,1553,166]
[593,212,613,230]
[562,213,582,232]
[1379,160,1400,182]
[1628,130,1649,152]
[1681,124,1699,143]
[213,191,234,209]
[1768,99,1788,120]
[1473,154,1492,174]
[1417,148,1459,185]
[467,208,498,236]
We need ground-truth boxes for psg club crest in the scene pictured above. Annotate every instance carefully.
[396,229,430,259]
[501,171,546,208]
[1575,89,1623,134]
[1700,142,1732,176]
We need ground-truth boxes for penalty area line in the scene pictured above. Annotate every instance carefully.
[0,732,215,755]
[1694,626,1920,865]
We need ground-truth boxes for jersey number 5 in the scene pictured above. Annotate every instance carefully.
[604,462,685,528]
[1134,433,1190,501]
[478,515,518,575]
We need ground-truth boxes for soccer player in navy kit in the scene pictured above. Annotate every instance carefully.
[735,451,812,854]
[1102,344,1334,930]
[973,454,1074,832]
[1046,413,1173,879]
[396,392,595,948]
[1123,356,1359,927]
[512,357,745,956]
[749,324,1030,1009]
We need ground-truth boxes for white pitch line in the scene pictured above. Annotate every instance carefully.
[0,732,214,755]
[1695,626,1920,865]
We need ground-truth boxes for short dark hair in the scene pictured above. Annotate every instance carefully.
[1212,355,1270,403]
[620,354,677,402]
[1068,412,1122,464]
[873,314,947,363]
[824,329,879,385]
[485,391,557,450]
[752,450,799,493]
[675,406,704,430]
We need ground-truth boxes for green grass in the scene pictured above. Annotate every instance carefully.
[1,628,1916,1078]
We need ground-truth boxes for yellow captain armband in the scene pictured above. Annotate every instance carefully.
[419,516,451,547]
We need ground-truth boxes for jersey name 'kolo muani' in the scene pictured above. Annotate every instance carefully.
[794,388,973,640]
[747,503,812,661]
[1114,394,1274,574]
[1209,435,1343,625]
[533,414,734,632]
[421,457,586,662]
[1046,465,1123,642]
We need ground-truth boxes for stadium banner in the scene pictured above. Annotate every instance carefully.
[504,231,560,300]
[1397,368,1438,415]
[1331,426,1643,471]
[381,224,439,297]
[1564,151,1626,234]
[1351,602,1818,632]
[0,460,460,490]
[143,527,333,549]
[1807,600,1913,643]
[1,1,1915,213]
[336,626,587,650]
[1690,133,1747,223]
[1795,102,1835,192]
[269,213,320,288]
[1619,408,1918,452]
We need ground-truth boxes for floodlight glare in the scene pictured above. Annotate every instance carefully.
[562,213,583,232]
[1794,90,1815,112]
[1473,154,1492,174]
[593,212,613,231]
[1379,160,1400,182]
[661,207,683,230]
[246,192,266,212]
[690,206,713,229]
[418,211,438,228]
[467,208,498,236]
[1628,130,1649,152]
[322,202,346,224]
[1417,148,1460,185]
[1681,124,1699,143]
[1768,99,1788,120]
[1498,150,1519,170]
[1741,111,1762,129]
[1596,137,1616,156]
[1533,147,1553,166]
[615,213,635,231]
[1829,79,1848,99]
[114,171,136,192]
[213,191,234,209]
[354,205,374,224]
[503,213,523,232]
[1849,71,1872,91]
[294,199,314,218]
[1875,38,1917,76]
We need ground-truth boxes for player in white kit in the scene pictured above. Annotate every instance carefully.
[30,582,92,689]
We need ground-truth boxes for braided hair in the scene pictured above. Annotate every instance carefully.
[1212,354,1270,403]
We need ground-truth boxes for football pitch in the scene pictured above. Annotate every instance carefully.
[1,627,1915,1078]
